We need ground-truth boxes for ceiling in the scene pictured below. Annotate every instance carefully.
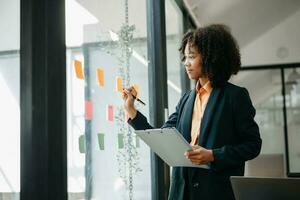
[183,0,300,48]
[70,0,300,106]
[183,0,300,107]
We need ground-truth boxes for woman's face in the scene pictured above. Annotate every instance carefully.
[183,43,204,80]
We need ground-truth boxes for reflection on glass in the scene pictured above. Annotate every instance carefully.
[66,0,151,199]
[230,70,285,176]
[0,54,20,200]
[0,0,20,199]
[166,0,183,115]
[284,68,300,173]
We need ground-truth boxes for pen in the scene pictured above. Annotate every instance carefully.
[123,88,146,105]
[132,94,146,105]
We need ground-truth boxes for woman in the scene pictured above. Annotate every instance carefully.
[122,24,262,200]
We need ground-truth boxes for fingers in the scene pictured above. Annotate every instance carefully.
[122,86,138,101]
[191,145,200,150]
[121,92,127,101]
[189,159,207,165]
[185,147,204,156]
[185,151,204,160]
[184,146,210,165]
[122,86,138,105]
[186,153,207,165]
[122,89,133,99]
[122,89,131,96]
[124,86,137,96]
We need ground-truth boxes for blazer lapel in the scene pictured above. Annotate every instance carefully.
[180,89,196,143]
[189,87,223,181]
[198,87,222,147]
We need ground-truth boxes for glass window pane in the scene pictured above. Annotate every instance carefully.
[0,0,20,199]
[66,0,151,199]
[230,70,285,176]
[166,0,183,114]
[284,68,300,173]
[241,7,300,66]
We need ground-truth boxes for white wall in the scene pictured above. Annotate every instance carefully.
[241,8,300,66]
[0,0,19,51]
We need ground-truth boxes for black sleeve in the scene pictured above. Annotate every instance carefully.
[162,91,190,128]
[127,110,153,130]
[211,88,262,171]
[128,91,190,130]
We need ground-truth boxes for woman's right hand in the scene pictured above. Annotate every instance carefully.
[122,86,137,119]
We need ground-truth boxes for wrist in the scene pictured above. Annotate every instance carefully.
[128,108,137,119]
[208,150,214,162]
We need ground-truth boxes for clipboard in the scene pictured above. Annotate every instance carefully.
[135,128,209,169]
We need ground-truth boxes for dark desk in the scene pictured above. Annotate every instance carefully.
[231,176,300,200]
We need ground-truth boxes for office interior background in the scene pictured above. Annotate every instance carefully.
[0,0,299,199]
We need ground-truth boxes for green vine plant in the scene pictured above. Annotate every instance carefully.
[98,22,142,200]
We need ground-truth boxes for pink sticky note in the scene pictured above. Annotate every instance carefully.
[106,105,113,121]
[85,101,93,120]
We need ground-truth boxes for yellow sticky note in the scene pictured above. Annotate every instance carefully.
[97,68,104,87]
[74,60,84,79]
[133,84,140,98]
[116,76,123,92]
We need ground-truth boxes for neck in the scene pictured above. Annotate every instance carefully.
[198,76,209,86]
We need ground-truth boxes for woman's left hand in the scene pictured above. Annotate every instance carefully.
[184,145,214,165]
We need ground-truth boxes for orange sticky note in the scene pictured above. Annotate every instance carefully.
[133,84,140,98]
[97,68,104,87]
[106,105,113,121]
[85,101,93,120]
[74,60,84,79]
[116,76,123,92]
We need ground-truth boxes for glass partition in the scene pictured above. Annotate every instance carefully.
[230,69,285,177]
[166,0,183,114]
[0,0,20,199]
[284,68,300,174]
[66,0,151,199]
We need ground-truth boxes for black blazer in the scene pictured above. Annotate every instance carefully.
[128,82,262,200]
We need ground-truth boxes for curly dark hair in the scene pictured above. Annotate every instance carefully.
[179,24,241,88]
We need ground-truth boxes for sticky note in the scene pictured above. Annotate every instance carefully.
[118,134,124,149]
[79,135,85,153]
[135,135,140,148]
[74,60,84,79]
[97,67,104,87]
[85,101,93,120]
[106,105,113,121]
[97,133,105,150]
[133,84,140,97]
[116,76,123,92]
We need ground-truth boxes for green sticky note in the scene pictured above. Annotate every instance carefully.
[98,133,105,150]
[118,134,124,149]
[79,135,85,153]
[135,135,140,148]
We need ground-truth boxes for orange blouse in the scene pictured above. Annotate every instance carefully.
[190,80,213,145]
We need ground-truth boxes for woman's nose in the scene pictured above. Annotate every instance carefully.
[184,60,190,67]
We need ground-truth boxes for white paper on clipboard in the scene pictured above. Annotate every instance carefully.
[135,127,209,169]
